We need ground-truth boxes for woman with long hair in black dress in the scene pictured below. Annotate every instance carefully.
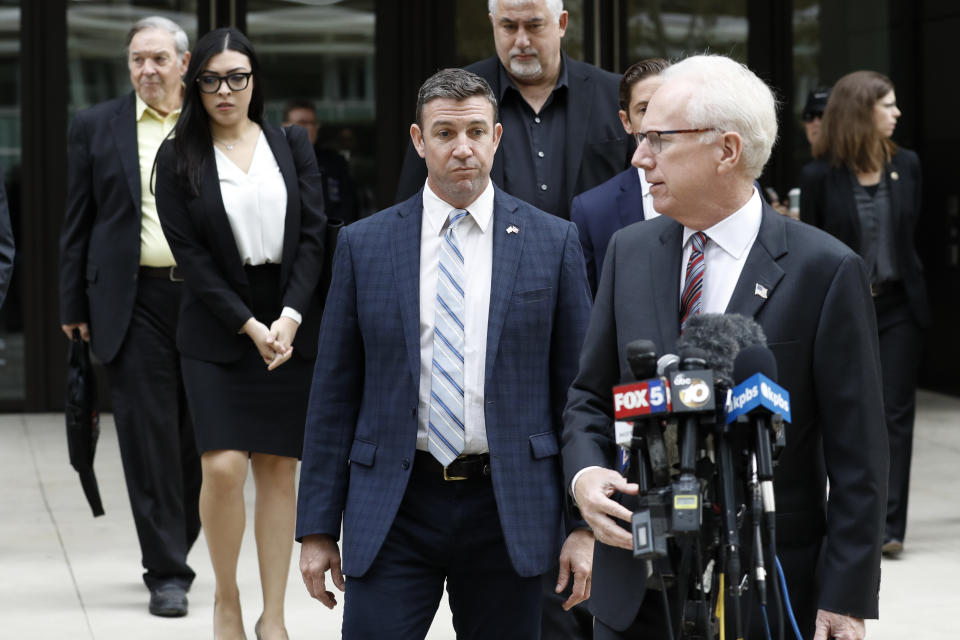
[800,70,930,559]
[155,27,326,639]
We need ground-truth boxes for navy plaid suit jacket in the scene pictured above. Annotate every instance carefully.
[296,186,592,578]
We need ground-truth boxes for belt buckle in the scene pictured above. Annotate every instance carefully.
[443,460,468,481]
[169,266,184,282]
[870,282,880,297]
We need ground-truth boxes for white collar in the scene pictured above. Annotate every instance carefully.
[422,180,495,236]
[682,187,762,260]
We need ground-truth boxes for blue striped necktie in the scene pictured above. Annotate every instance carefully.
[428,208,469,466]
[679,231,707,332]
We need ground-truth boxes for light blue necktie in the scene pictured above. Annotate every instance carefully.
[428,209,469,466]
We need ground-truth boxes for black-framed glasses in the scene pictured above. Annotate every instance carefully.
[634,128,718,154]
[196,72,252,94]
[802,112,823,123]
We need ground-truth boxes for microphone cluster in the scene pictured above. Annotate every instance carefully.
[610,314,793,640]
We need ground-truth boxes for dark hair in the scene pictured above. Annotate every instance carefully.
[171,27,265,196]
[415,68,498,128]
[282,98,316,122]
[619,58,669,110]
[813,70,897,173]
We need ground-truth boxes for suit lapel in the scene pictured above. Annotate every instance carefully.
[651,223,684,352]
[725,205,786,319]
[886,154,905,237]
[484,190,523,389]
[113,93,141,213]
[616,169,645,229]
[264,125,299,286]
[392,194,424,383]
[564,59,593,204]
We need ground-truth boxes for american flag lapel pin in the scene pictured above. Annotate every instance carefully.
[506,225,519,234]
[754,283,769,299]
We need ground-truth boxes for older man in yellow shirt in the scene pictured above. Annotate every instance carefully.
[59,16,201,619]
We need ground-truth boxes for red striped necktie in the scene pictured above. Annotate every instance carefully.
[679,231,707,332]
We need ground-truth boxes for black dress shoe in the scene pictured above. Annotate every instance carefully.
[882,538,904,557]
[149,584,188,617]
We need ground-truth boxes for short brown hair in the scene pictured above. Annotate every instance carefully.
[619,58,669,110]
[813,70,897,173]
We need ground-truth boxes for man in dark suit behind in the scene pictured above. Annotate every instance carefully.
[58,16,201,618]
[297,68,593,638]
[562,55,887,640]
[570,58,667,295]
[395,0,630,221]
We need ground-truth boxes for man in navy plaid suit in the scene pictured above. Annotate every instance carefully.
[297,68,593,637]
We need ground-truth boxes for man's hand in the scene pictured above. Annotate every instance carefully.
[572,467,638,550]
[813,609,865,640]
[300,534,345,609]
[555,528,594,610]
[61,322,90,342]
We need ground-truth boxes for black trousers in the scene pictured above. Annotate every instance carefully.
[341,465,542,639]
[104,278,202,590]
[541,570,593,639]
[874,294,923,542]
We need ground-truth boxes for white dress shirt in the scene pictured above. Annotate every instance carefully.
[215,132,301,323]
[679,187,763,313]
[637,168,661,220]
[417,180,495,455]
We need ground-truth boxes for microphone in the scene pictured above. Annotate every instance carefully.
[727,344,791,517]
[612,340,668,491]
[663,347,718,532]
[728,344,791,627]
[614,340,672,560]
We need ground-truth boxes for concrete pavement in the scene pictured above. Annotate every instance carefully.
[2,390,958,638]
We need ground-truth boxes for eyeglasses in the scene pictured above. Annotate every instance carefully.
[802,112,823,123]
[634,128,718,154]
[196,72,252,94]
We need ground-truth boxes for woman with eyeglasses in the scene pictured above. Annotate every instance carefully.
[154,27,326,639]
[800,70,929,560]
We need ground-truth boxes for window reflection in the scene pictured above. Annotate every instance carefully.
[248,0,377,218]
[0,0,20,403]
[626,0,748,63]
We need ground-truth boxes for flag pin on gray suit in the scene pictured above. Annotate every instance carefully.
[755,283,768,299]
[506,225,519,234]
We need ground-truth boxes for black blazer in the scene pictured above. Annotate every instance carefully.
[59,92,144,363]
[562,205,888,629]
[154,123,327,363]
[395,54,631,217]
[800,148,930,327]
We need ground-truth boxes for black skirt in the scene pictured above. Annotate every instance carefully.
[182,264,312,458]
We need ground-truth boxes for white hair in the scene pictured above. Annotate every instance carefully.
[661,55,778,179]
[488,0,564,23]
[126,16,190,62]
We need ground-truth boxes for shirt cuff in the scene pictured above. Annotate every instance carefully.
[281,307,302,325]
[570,466,602,506]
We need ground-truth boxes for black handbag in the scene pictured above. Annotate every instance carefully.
[64,329,104,517]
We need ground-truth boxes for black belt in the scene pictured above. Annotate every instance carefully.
[870,280,903,298]
[414,450,491,481]
[140,265,184,282]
